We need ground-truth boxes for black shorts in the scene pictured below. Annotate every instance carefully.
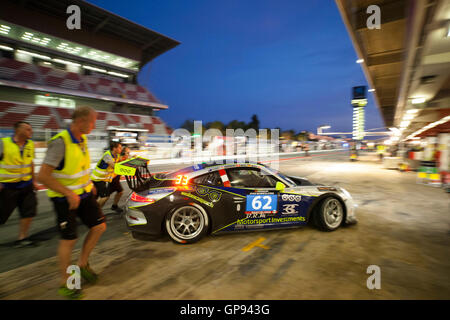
[0,184,37,224]
[51,193,106,240]
[93,181,110,199]
[109,176,123,194]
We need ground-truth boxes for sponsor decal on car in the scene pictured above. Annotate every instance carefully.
[194,186,222,202]
[281,194,302,202]
[148,187,176,195]
[248,213,267,218]
[245,193,278,214]
[237,216,305,225]
[196,186,209,196]
[208,191,222,202]
[281,204,299,215]
[181,192,214,208]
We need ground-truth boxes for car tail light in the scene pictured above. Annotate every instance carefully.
[131,192,155,204]
[175,185,192,191]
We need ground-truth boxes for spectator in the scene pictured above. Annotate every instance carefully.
[303,143,310,157]
[432,143,441,168]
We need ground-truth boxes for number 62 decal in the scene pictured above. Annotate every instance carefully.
[245,194,277,214]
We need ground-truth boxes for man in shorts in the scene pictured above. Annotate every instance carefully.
[90,141,122,209]
[0,121,38,247]
[38,106,106,299]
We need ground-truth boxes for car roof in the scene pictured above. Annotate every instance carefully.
[165,162,268,179]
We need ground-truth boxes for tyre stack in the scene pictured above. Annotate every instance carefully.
[417,161,441,187]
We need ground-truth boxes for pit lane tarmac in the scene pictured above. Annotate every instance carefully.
[0,151,449,299]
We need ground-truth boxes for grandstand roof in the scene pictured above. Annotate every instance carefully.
[1,0,180,68]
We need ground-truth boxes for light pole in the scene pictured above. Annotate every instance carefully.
[317,125,331,135]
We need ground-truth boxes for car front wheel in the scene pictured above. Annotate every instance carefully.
[165,205,209,244]
[314,197,344,231]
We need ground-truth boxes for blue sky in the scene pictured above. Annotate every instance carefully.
[89,0,384,133]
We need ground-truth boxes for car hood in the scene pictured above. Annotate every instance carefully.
[283,185,346,198]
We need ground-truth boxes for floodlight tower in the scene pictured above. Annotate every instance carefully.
[351,86,368,140]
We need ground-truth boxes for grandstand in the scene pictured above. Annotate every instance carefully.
[0,0,179,150]
[0,101,171,134]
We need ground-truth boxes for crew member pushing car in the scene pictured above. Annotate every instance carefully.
[38,106,106,299]
[107,145,130,213]
[90,141,122,209]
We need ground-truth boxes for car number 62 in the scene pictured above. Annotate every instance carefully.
[246,194,277,212]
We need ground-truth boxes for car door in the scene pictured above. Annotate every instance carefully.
[222,167,284,231]
[189,171,238,233]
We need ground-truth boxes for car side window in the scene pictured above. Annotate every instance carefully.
[226,168,279,188]
[192,172,223,187]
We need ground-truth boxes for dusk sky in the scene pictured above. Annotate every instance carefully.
[89,0,385,134]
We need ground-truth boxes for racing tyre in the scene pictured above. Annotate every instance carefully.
[314,197,344,231]
[165,205,209,244]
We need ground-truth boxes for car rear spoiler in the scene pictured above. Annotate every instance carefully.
[114,156,153,192]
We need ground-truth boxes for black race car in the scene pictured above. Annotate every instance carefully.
[116,157,357,244]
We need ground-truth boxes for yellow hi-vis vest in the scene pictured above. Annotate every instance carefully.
[90,150,117,182]
[0,137,34,183]
[46,130,93,198]
[377,145,386,154]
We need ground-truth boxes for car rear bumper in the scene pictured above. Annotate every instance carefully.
[125,206,165,236]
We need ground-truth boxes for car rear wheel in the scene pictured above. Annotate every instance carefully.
[314,197,344,231]
[165,205,209,244]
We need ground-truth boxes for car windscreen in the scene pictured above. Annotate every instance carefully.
[262,167,296,186]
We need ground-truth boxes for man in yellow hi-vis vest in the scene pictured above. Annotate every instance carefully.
[91,141,122,209]
[0,121,38,248]
[38,106,106,299]
[107,146,130,214]
[377,144,386,161]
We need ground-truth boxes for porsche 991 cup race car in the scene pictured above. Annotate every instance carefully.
[115,157,357,244]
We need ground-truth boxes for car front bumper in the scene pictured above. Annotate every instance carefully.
[344,198,358,225]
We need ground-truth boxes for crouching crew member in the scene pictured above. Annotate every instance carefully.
[90,141,122,209]
[0,121,38,247]
[38,106,106,299]
[108,146,129,213]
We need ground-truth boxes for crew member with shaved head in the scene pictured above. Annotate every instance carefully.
[0,121,38,248]
[38,106,106,299]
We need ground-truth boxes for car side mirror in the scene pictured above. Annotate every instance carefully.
[276,181,286,192]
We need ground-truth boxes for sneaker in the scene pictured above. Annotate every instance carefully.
[58,285,83,300]
[111,204,124,213]
[80,263,99,284]
[13,238,39,248]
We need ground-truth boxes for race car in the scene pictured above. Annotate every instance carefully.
[116,158,357,244]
